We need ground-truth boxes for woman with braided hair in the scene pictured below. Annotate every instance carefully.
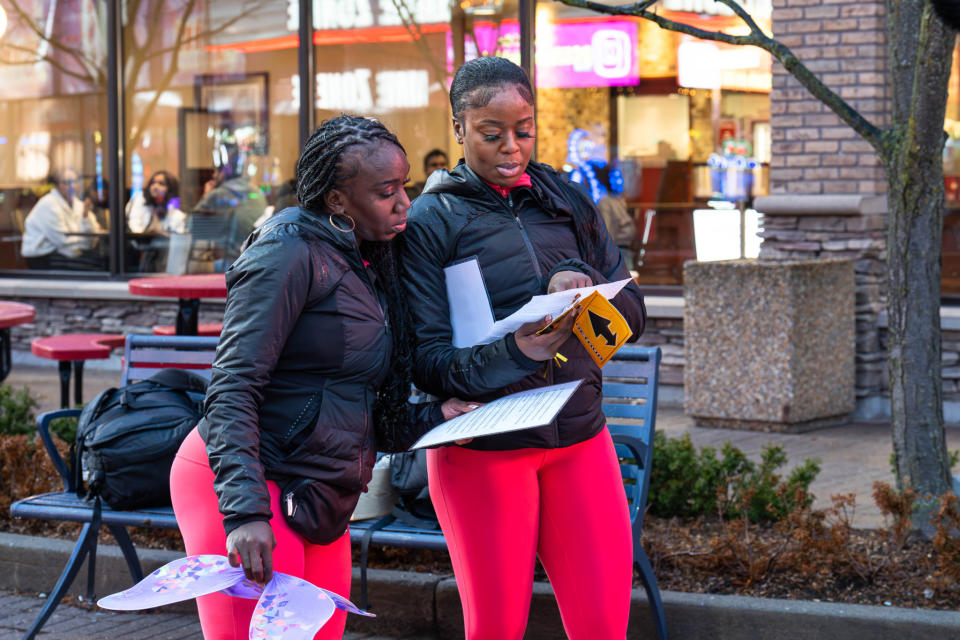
[169,115,476,640]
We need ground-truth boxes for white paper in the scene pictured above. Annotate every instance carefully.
[444,258,496,348]
[482,278,632,344]
[444,263,632,348]
[410,380,583,449]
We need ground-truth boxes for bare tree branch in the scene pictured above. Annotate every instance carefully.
[553,0,886,153]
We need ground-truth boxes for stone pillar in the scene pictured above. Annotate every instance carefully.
[761,0,890,418]
[684,259,855,432]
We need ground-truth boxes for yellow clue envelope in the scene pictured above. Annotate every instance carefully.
[572,290,633,368]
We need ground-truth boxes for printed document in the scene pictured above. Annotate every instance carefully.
[444,257,632,347]
[410,380,583,449]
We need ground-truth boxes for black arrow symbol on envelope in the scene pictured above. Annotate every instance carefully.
[588,310,617,346]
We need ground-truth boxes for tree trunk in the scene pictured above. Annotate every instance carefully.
[885,0,955,531]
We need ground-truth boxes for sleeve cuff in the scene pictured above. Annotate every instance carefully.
[505,332,544,369]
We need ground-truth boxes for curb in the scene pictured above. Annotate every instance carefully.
[1,532,959,639]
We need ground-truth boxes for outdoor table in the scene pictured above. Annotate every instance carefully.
[0,301,35,382]
[128,274,227,335]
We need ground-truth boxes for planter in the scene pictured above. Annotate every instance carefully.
[683,258,855,432]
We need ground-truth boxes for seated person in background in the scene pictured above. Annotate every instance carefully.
[594,166,638,272]
[21,168,104,270]
[404,148,449,200]
[194,144,266,264]
[82,179,111,229]
[253,177,298,229]
[126,170,187,234]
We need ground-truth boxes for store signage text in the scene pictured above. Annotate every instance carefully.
[286,0,451,31]
[662,0,771,18]
[293,69,430,112]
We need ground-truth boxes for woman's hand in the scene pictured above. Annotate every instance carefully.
[514,307,580,361]
[548,270,593,294]
[440,398,482,445]
[441,397,481,421]
[226,521,276,585]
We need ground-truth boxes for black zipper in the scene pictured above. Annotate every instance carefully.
[502,191,542,282]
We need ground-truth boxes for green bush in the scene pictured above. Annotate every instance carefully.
[0,385,39,436]
[649,432,820,522]
[50,415,79,444]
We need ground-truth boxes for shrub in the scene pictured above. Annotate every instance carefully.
[649,432,820,522]
[0,385,38,436]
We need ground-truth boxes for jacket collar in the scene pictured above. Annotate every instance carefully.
[422,159,577,219]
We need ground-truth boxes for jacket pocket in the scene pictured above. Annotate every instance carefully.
[282,388,324,450]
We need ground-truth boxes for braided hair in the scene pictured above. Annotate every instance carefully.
[450,57,603,267]
[296,115,405,212]
[295,115,417,451]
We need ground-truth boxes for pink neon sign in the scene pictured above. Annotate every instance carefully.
[535,20,639,89]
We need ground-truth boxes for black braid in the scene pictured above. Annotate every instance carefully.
[296,115,405,213]
[361,238,420,452]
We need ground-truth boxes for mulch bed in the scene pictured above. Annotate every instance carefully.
[6,514,960,613]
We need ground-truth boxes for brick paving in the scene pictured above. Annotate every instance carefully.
[0,588,426,639]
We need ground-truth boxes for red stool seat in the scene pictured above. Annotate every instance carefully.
[31,334,125,361]
[31,334,125,408]
[152,323,222,337]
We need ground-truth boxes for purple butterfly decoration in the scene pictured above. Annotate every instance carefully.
[98,555,374,639]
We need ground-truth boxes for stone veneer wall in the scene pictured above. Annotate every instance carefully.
[3,296,225,355]
[759,0,890,417]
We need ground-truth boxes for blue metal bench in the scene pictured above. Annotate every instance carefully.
[349,345,667,639]
[9,334,219,640]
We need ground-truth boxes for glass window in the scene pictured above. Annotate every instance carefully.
[534,1,770,286]
[309,0,519,197]
[123,0,295,274]
[0,0,110,273]
[942,44,960,298]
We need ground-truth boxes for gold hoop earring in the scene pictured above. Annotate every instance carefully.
[328,213,356,233]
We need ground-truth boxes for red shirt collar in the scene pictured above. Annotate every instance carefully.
[483,172,532,199]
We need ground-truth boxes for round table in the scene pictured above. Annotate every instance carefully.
[0,301,35,382]
[128,274,227,335]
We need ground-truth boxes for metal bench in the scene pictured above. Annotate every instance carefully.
[10,334,219,640]
[349,345,667,639]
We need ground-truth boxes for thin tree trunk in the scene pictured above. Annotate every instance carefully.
[885,0,954,531]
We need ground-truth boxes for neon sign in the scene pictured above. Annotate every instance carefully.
[536,21,639,89]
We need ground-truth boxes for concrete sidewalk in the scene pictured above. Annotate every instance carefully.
[4,362,944,530]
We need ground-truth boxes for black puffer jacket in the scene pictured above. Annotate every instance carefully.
[199,207,442,537]
[401,161,646,451]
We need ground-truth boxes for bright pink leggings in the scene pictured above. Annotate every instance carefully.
[427,427,633,640]
[170,428,350,640]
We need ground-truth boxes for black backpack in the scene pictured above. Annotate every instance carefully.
[73,369,208,510]
[389,450,438,528]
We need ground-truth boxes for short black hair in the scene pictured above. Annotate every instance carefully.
[423,148,448,171]
[449,57,534,122]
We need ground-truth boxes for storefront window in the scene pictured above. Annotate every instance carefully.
[124,0,295,274]
[0,0,110,273]
[310,0,519,194]
[942,43,960,298]
[534,1,771,286]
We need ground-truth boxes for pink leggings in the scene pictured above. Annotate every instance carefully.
[169,428,350,640]
[427,427,633,640]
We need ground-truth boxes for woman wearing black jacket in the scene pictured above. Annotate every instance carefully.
[170,115,474,640]
[401,57,647,639]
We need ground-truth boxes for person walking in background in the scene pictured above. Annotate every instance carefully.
[169,115,475,640]
[401,56,647,639]
[594,166,638,271]
[21,168,104,270]
[405,148,450,200]
[126,170,187,234]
